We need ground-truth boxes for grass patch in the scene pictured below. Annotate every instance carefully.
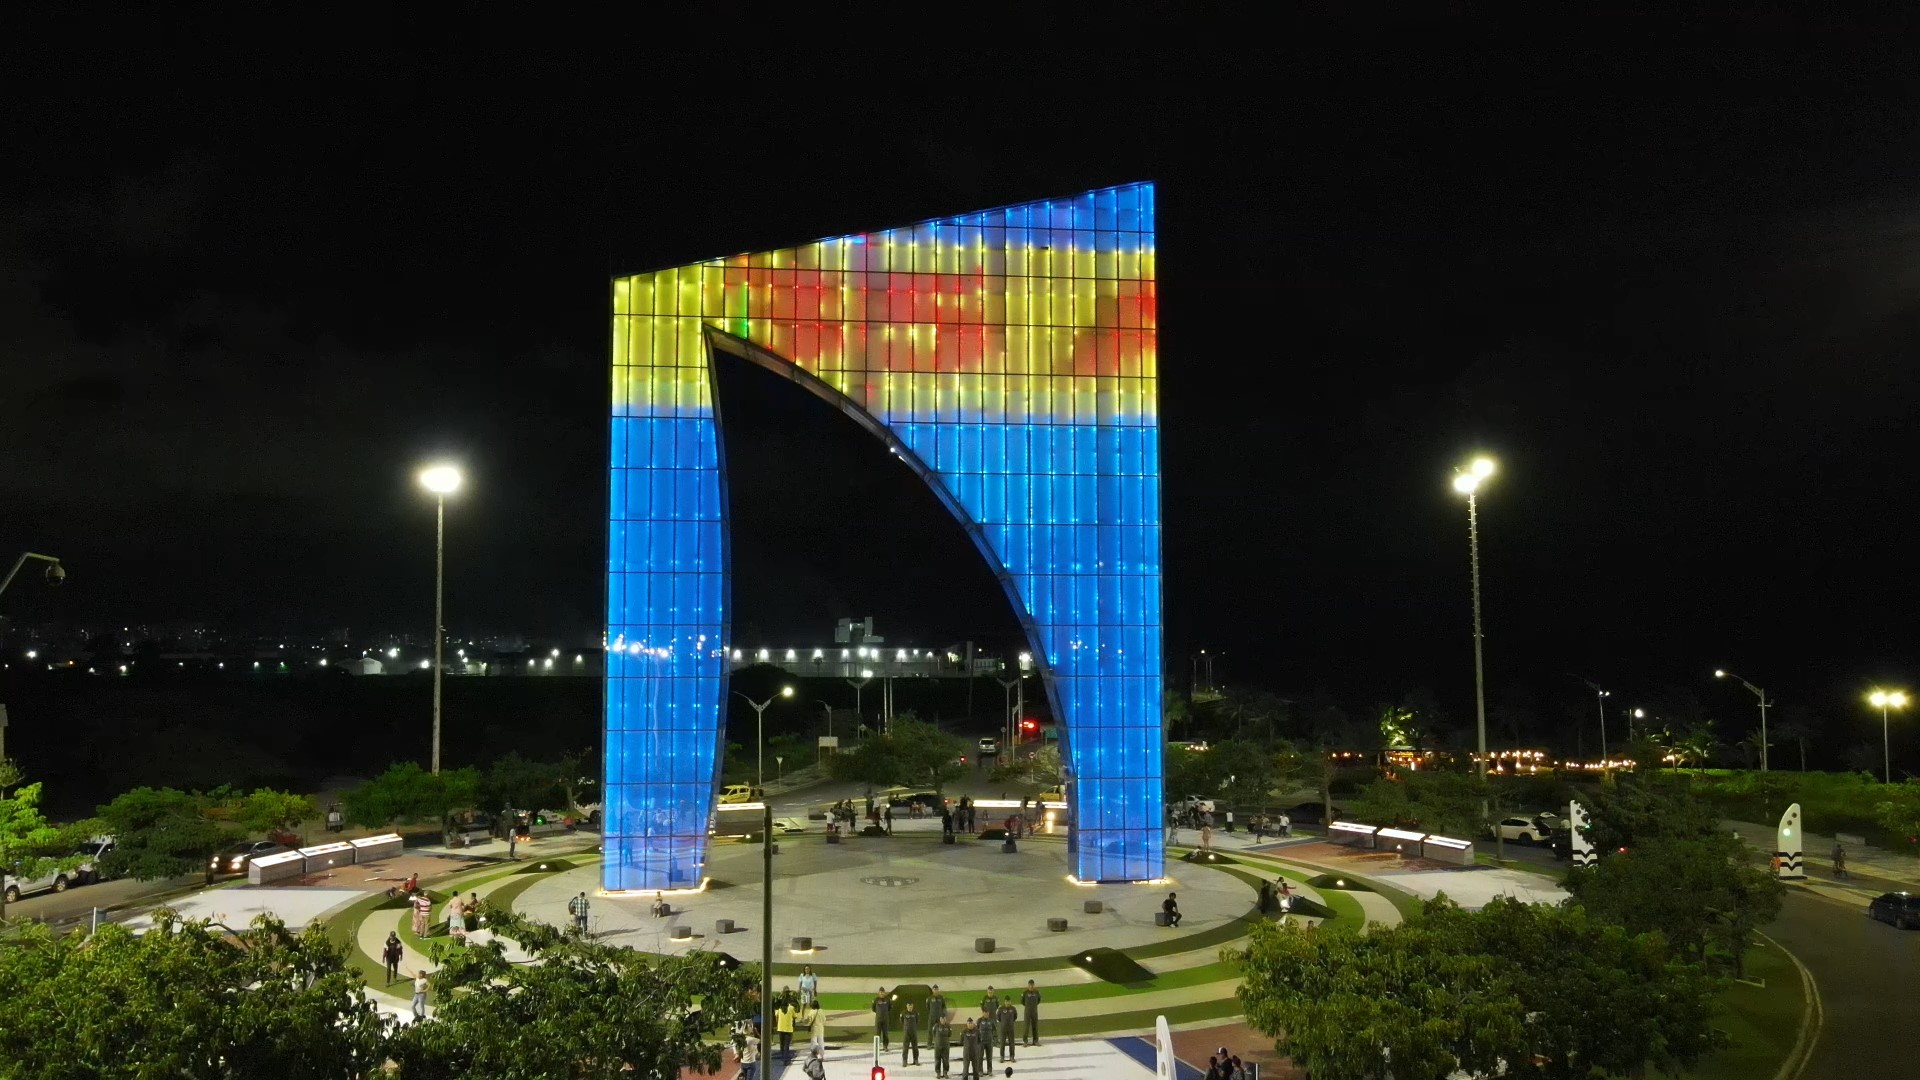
[1068,947,1157,986]
[513,857,578,875]
[1306,873,1373,891]
[1476,853,1565,880]
[1684,942,1806,1080]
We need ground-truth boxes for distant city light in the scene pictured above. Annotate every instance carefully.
[24,650,36,660]
[388,647,400,658]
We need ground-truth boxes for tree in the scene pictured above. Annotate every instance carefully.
[1229,898,1725,1080]
[0,911,390,1078]
[1875,780,1920,846]
[1346,770,1487,839]
[479,752,568,813]
[0,779,68,917]
[1579,771,1721,853]
[827,715,966,792]
[91,786,239,882]
[206,787,317,835]
[388,907,758,1079]
[1770,707,1817,771]
[341,762,480,828]
[1563,832,1783,976]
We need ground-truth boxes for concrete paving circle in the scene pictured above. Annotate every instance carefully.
[516,836,1258,966]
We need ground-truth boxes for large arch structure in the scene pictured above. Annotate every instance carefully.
[606,183,1162,890]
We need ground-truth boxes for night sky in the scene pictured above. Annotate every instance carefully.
[5,12,1919,756]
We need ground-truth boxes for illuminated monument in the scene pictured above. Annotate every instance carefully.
[606,183,1163,889]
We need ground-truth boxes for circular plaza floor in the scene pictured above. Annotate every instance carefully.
[516,834,1259,967]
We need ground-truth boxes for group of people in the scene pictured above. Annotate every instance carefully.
[872,981,1045,1078]
[1255,876,1296,916]
[1205,1046,1254,1080]
[1246,812,1291,839]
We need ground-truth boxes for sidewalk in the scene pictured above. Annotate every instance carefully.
[1727,818,1920,893]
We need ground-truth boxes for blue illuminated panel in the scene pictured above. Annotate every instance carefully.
[609,183,1163,888]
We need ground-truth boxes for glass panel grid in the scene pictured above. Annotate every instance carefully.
[609,183,1162,887]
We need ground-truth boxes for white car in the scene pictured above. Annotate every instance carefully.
[1491,816,1548,844]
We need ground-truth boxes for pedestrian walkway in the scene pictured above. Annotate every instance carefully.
[1727,819,1920,891]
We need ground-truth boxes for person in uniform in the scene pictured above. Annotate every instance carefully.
[872,986,892,1049]
[961,1018,983,1080]
[996,998,1017,1060]
[932,1013,952,1078]
[1021,979,1043,1045]
[900,1002,921,1066]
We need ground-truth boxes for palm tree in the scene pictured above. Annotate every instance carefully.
[1769,717,1813,771]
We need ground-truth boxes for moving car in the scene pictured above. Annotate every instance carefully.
[978,737,1000,756]
[208,839,293,879]
[1868,891,1920,929]
[717,783,763,805]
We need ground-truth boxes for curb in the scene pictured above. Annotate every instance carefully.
[1761,930,1821,1080]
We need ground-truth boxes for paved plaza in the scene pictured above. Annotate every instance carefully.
[522,834,1263,966]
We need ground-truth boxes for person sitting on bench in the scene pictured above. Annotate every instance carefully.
[1162,892,1182,927]
[651,892,672,918]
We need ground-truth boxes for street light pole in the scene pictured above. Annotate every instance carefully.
[0,552,64,600]
[1452,458,1497,786]
[732,685,790,1037]
[1869,690,1910,784]
[1571,677,1610,763]
[417,464,463,774]
[1714,669,1772,772]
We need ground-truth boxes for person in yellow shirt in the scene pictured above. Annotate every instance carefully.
[774,997,797,1063]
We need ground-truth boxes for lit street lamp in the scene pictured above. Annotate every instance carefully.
[733,686,794,790]
[418,462,463,774]
[1868,689,1909,784]
[1628,707,1645,746]
[1451,456,1497,784]
[1714,669,1772,772]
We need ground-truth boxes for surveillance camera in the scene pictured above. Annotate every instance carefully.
[45,563,65,585]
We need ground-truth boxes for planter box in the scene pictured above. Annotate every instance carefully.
[349,833,404,863]
[248,850,306,885]
[298,841,355,873]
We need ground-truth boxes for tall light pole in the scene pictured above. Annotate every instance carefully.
[1714,669,1772,772]
[417,463,463,773]
[1571,676,1610,763]
[1452,456,1497,785]
[1628,708,1645,746]
[846,673,872,732]
[1868,689,1909,784]
[733,685,790,1038]
[1,552,64,600]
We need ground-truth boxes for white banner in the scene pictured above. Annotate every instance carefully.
[1775,803,1804,879]
[1569,799,1595,868]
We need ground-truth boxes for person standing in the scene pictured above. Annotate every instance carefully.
[775,998,796,1062]
[445,894,465,941]
[569,891,590,934]
[981,985,1000,1016]
[961,1018,983,1080]
[978,1002,996,1069]
[1833,842,1849,878]
[798,964,819,1006]
[1279,811,1291,837]
[1258,880,1275,915]
[928,984,948,1028]
[901,1002,921,1066]
[941,806,955,838]
[411,970,429,1020]
[382,931,404,984]
[506,821,518,860]
[1163,891,1183,927]
[884,805,894,834]
[872,986,892,1049]
[1021,979,1042,1045]
[931,1011,953,1077]
[411,890,432,936]
[808,1001,827,1056]
[996,998,1017,1061]
[736,1023,761,1080]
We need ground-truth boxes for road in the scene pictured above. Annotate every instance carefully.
[4,872,204,933]
[1762,879,1920,1080]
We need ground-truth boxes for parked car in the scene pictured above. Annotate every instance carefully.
[978,737,1000,756]
[208,839,293,879]
[73,839,114,884]
[1490,816,1549,844]
[4,864,73,902]
[1868,891,1920,929]
[573,802,603,827]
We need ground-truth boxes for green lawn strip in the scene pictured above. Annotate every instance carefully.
[813,959,1240,1010]
[323,891,405,990]
[1684,943,1806,1080]
[770,953,1074,979]
[1219,850,1398,924]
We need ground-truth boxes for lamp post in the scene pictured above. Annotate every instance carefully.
[1,552,64,600]
[846,673,872,731]
[1628,708,1645,746]
[1714,669,1772,772]
[1868,689,1909,784]
[1571,677,1610,764]
[417,463,463,774]
[733,684,790,1037]
[1451,456,1497,785]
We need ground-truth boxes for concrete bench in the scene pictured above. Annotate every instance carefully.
[716,919,735,934]
[669,925,692,940]
[1153,912,1173,927]
[1047,918,1068,932]
[975,937,995,953]
[792,936,813,952]
[1083,900,1104,914]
